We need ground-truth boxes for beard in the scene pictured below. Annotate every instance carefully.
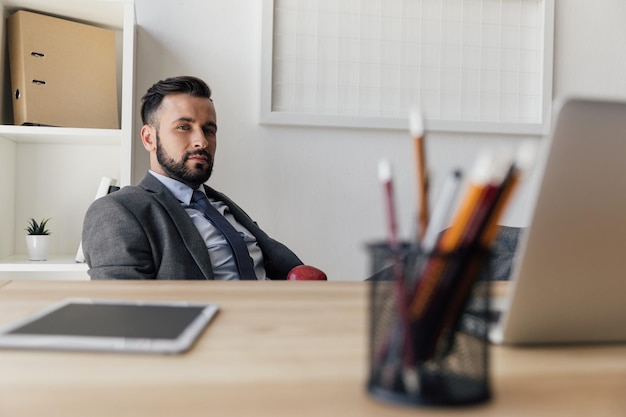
[155,132,213,187]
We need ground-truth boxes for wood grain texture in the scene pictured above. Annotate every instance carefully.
[0,280,623,417]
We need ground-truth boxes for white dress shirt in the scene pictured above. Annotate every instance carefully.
[149,171,267,280]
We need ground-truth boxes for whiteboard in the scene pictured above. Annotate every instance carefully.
[261,0,554,135]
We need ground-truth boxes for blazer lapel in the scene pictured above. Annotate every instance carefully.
[203,185,263,237]
[139,174,215,280]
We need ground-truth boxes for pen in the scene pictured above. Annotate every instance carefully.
[421,169,463,253]
[410,108,429,243]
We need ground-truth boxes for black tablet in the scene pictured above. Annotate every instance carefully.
[0,298,219,354]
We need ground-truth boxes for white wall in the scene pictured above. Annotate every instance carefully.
[132,0,626,281]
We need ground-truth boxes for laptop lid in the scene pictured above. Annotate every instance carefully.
[490,97,626,345]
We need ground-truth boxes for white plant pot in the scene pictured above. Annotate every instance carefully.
[25,235,51,261]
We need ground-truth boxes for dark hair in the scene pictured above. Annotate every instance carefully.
[140,75,212,125]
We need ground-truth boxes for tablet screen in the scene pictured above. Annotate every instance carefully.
[0,299,219,354]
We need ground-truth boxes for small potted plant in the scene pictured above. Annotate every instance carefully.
[25,218,51,261]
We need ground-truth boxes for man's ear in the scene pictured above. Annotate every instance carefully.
[141,125,156,151]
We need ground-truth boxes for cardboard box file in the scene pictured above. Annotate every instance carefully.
[7,10,119,129]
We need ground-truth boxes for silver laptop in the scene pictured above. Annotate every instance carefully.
[490,97,626,345]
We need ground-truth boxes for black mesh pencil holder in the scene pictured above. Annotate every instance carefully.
[366,242,492,406]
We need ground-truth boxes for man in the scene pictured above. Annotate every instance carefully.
[82,75,303,280]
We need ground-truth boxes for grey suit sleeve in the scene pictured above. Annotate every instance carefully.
[82,196,156,280]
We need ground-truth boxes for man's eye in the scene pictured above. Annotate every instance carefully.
[177,125,190,131]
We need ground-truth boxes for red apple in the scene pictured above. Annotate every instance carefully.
[287,265,327,281]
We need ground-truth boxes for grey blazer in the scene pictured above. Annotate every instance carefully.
[82,173,303,280]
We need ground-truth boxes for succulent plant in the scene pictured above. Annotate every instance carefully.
[25,218,51,235]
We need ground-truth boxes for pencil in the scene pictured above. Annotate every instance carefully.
[410,108,429,243]
[429,155,521,359]
[437,151,495,253]
[452,151,513,250]
[403,146,532,360]
[406,151,499,321]
[481,143,536,247]
[378,159,416,384]
[378,159,399,251]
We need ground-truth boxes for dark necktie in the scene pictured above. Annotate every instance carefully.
[190,189,257,280]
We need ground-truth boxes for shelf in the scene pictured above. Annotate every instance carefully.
[0,0,135,281]
[0,0,126,30]
[0,255,90,280]
[0,255,88,272]
[0,125,122,145]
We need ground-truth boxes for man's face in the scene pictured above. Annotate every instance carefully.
[142,93,217,188]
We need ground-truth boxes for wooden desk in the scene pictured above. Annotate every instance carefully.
[0,280,623,417]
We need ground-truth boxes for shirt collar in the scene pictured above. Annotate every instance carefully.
[148,170,205,205]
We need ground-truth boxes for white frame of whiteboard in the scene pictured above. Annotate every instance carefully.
[260,0,555,135]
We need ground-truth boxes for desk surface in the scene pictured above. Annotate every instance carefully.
[0,280,624,417]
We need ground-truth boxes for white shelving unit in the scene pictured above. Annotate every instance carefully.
[0,0,136,280]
